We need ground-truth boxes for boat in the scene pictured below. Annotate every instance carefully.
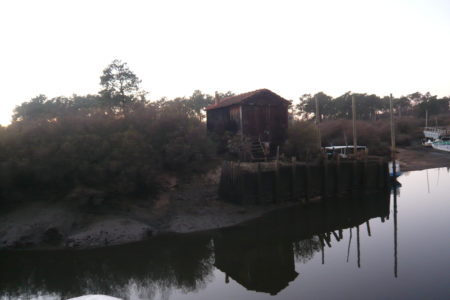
[423,126,450,147]
[323,145,367,159]
[423,127,450,140]
[421,138,433,147]
[431,136,450,152]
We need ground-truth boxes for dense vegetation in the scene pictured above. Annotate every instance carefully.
[1,60,449,205]
[0,61,224,206]
[286,91,450,158]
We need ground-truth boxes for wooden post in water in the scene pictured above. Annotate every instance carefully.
[346,227,352,262]
[319,236,325,265]
[378,157,383,188]
[322,158,328,199]
[393,174,398,278]
[357,225,361,268]
[257,162,262,204]
[390,93,396,177]
[336,155,341,195]
[332,231,340,241]
[237,162,244,204]
[352,94,357,156]
[304,163,310,203]
[275,158,281,203]
[291,157,297,201]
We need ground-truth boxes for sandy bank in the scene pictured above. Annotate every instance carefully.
[397,146,450,171]
[2,146,449,250]
[0,167,293,250]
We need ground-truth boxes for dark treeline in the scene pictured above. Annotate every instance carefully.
[296,91,450,121]
[0,60,234,206]
[289,91,450,158]
[1,59,449,205]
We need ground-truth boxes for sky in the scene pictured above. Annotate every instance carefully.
[1,0,450,125]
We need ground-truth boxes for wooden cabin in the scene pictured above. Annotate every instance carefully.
[206,89,290,157]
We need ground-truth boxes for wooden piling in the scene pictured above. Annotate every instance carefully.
[304,163,310,203]
[219,158,389,205]
[291,157,297,201]
[257,162,262,204]
[366,220,371,236]
[352,94,357,154]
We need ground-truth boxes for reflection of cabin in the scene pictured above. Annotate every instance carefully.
[214,234,298,295]
[206,89,290,156]
[213,190,391,295]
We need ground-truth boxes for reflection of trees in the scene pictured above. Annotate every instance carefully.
[293,237,321,263]
[0,190,391,299]
[0,234,214,300]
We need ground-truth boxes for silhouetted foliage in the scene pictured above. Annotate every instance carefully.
[99,59,146,114]
[296,91,449,121]
[283,121,320,160]
[0,97,217,206]
[0,61,221,206]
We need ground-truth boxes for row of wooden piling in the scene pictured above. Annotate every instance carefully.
[219,157,389,205]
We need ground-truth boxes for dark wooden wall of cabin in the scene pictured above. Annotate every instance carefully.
[207,93,288,149]
[242,98,288,146]
[206,107,240,135]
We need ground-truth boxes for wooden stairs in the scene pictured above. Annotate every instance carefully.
[250,138,267,161]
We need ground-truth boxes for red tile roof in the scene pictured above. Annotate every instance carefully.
[205,89,290,111]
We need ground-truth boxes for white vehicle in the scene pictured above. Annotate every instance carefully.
[323,145,367,158]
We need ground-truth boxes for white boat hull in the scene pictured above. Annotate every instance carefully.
[431,142,450,152]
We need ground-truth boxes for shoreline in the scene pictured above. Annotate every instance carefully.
[397,145,450,172]
[1,146,450,251]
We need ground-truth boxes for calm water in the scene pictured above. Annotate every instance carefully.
[1,168,449,300]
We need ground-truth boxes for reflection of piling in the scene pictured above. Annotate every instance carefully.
[219,158,390,204]
[394,182,398,278]
[347,228,352,262]
[366,221,371,236]
[357,225,361,268]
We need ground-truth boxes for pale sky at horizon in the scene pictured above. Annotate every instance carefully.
[1,0,450,125]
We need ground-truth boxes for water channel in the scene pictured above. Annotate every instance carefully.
[1,168,449,299]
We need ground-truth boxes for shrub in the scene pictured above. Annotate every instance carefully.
[283,121,320,160]
[0,101,216,207]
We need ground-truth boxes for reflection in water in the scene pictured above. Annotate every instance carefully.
[213,190,390,295]
[393,178,398,278]
[0,234,214,299]
[1,189,393,299]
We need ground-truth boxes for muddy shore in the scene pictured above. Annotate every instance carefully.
[397,145,450,171]
[1,146,449,251]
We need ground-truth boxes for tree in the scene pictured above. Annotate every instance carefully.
[185,90,213,121]
[99,60,144,113]
[296,92,332,120]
